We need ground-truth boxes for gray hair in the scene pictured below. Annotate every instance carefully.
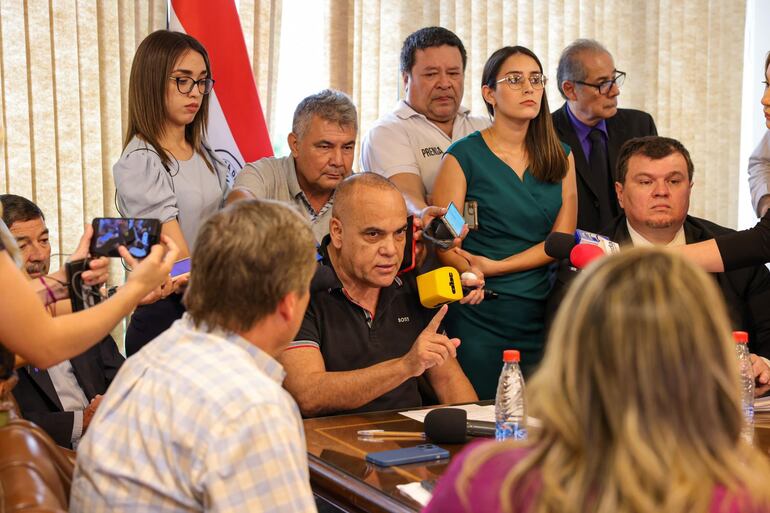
[556,39,611,99]
[291,89,358,139]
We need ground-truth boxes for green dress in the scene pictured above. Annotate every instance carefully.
[444,131,569,399]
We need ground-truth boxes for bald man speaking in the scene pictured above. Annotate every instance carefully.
[278,173,477,416]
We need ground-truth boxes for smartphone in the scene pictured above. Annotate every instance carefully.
[398,215,416,275]
[442,202,466,239]
[365,444,450,467]
[170,257,191,278]
[90,218,161,258]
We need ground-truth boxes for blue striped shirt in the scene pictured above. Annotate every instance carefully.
[70,314,316,513]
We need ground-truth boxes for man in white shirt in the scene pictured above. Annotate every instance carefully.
[71,200,318,513]
[229,89,357,243]
[602,136,770,393]
[360,27,490,212]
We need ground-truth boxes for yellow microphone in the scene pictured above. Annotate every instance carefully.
[416,267,464,308]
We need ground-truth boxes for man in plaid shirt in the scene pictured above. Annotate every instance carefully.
[70,200,318,513]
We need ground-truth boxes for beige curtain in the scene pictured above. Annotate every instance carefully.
[0,1,281,345]
[0,0,282,266]
[328,0,746,227]
[236,0,283,135]
[0,0,167,270]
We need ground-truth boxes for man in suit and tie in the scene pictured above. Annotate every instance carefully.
[552,39,658,232]
[605,137,770,374]
[1,194,123,449]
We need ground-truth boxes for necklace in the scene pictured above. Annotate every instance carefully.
[485,127,528,177]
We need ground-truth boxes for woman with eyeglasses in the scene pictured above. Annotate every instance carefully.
[425,249,770,513]
[432,46,577,399]
[115,30,230,356]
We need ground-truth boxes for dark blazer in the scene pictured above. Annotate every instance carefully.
[605,215,770,358]
[12,336,124,448]
[552,104,658,232]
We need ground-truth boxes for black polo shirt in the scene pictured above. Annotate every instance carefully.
[288,238,433,414]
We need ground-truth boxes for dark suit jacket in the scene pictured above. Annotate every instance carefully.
[552,104,658,232]
[605,215,770,358]
[12,335,124,448]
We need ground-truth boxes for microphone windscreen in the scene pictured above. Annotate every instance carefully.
[545,232,577,259]
[424,408,468,444]
[416,267,463,308]
[570,243,605,269]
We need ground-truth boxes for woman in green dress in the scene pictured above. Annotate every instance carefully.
[433,46,577,399]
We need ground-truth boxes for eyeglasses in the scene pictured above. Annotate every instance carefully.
[496,72,547,90]
[168,76,215,95]
[574,71,626,95]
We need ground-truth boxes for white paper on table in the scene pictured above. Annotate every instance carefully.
[756,395,770,412]
[396,482,432,507]
[399,404,541,427]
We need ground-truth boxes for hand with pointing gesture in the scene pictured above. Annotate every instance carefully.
[402,305,461,377]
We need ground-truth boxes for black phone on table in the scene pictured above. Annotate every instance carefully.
[365,444,450,467]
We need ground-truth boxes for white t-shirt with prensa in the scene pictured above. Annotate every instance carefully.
[360,100,490,197]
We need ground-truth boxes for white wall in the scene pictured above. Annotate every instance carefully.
[739,0,770,228]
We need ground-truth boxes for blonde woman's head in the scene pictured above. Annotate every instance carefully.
[534,248,741,451]
[460,248,770,513]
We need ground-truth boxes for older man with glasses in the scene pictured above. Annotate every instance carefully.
[552,39,657,232]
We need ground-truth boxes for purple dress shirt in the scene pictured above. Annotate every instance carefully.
[565,103,608,160]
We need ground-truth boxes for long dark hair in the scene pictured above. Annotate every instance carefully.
[482,46,567,183]
[124,30,211,169]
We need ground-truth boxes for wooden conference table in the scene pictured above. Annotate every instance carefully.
[304,407,770,513]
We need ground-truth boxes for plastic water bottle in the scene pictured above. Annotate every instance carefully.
[495,349,527,441]
[734,331,755,444]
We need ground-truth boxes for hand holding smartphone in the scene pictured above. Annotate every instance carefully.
[90,218,161,258]
[441,202,466,239]
[170,257,191,279]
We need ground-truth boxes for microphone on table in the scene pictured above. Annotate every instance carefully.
[416,267,499,308]
[424,408,495,444]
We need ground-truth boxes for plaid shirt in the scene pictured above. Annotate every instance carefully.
[70,315,316,513]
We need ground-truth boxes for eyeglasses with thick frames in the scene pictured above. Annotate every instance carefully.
[168,76,215,95]
[574,71,626,95]
[496,72,547,90]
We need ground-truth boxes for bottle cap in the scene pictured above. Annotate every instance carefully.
[732,331,749,344]
[503,349,520,363]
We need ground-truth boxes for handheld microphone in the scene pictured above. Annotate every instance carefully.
[423,408,495,444]
[544,232,577,260]
[569,243,606,269]
[417,267,499,308]
[545,230,621,261]
[575,229,621,255]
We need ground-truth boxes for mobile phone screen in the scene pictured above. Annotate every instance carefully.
[170,257,191,278]
[91,218,160,258]
[443,202,466,238]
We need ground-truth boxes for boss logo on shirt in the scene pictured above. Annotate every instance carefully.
[397,316,410,323]
[420,146,443,158]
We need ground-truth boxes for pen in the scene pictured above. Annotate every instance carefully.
[357,429,426,438]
